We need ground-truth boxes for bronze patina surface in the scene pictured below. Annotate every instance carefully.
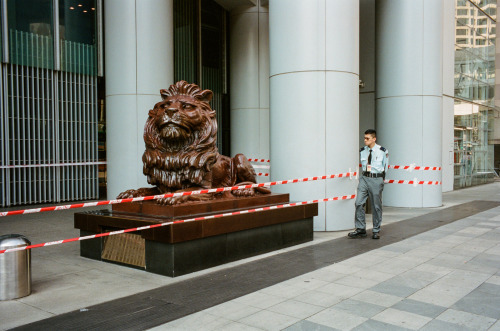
[117,80,270,205]
[75,193,316,244]
[74,82,313,277]
[112,193,289,217]
[74,194,317,276]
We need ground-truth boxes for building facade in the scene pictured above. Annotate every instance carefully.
[0,0,498,231]
[0,0,103,207]
[455,0,497,188]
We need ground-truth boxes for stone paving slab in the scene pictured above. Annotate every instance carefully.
[14,200,499,330]
[1,182,500,330]
[150,204,500,330]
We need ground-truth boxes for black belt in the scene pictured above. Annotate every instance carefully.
[363,172,384,178]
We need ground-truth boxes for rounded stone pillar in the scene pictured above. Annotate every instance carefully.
[105,0,174,199]
[269,0,359,231]
[230,1,270,159]
[376,0,443,207]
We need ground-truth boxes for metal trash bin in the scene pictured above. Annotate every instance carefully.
[0,234,31,300]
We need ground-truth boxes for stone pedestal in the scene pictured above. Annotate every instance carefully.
[74,194,317,277]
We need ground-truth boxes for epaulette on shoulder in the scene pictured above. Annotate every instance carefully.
[360,147,364,152]
[380,146,387,152]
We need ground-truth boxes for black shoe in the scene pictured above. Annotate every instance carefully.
[372,233,380,239]
[348,229,367,238]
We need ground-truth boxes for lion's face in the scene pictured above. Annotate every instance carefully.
[148,94,215,149]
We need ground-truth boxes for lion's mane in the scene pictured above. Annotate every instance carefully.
[142,81,218,190]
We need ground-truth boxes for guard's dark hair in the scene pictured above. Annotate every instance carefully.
[365,129,376,137]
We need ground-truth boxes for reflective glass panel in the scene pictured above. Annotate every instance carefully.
[7,0,54,69]
[59,0,97,75]
[455,0,496,107]
[454,0,496,188]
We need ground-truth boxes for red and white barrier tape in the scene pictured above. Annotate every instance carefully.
[256,173,269,177]
[358,164,440,171]
[250,159,440,171]
[0,171,357,217]
[0,161,107,169]
[385,179,441,185]
[248,158,270,163]
[388,164,441,171]
[0,194,356,255]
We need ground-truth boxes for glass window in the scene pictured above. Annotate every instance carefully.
[477,18,488,26]
[173,0,229,154]
[59,0,97,75]
[474,0,497,19]
[454,0,496,189]
[457,17,470,26]
[489,26,495,36]
[7,0,54,69]
[174,0,198,84]
[455,0,496,107]
[201,0,227,154]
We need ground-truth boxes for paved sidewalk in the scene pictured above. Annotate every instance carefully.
[1,182,499,330]
[151,205,500,331]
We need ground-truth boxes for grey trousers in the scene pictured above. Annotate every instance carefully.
[355,176,384,233]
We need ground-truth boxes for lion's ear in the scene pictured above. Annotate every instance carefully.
[198,90,213,103]
[160,89,169,100]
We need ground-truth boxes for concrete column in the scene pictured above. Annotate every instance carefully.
[105,0,174,199]
[442,0,455,192]
[376,0,443,207]
[269,0,359,231]
[229,1,270,159]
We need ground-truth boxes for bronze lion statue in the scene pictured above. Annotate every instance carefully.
[117,80,270,204]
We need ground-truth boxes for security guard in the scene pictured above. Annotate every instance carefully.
[348,129,388,239]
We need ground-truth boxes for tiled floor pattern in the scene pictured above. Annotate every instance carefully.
[151,207,500,330]
[1,182,500,330]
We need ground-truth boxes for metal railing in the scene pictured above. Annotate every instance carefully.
[1,59,98,206]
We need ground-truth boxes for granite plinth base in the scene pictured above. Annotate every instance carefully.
[74,194,317,277]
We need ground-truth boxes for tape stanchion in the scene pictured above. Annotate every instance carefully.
[0,194,356,255]
[0,171,357,217]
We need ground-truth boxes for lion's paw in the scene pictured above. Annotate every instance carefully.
[117,189,139,199]
[232,188,255,197]
[156,195,188,205]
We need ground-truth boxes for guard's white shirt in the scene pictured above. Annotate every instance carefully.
[360,144,389,174]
